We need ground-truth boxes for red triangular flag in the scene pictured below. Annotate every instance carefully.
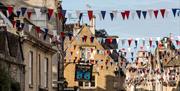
[88,10,93,20]
[48,8,54,20]
[121,12,126,20]
[149,38,153,47]
[160,9,166,18]
[84,36,87,42]
[12,20,16,28]
[58,11,63,20]
[7,6,13,15]
[176,40,180,46]
[125,10,130,19]
[154,10,159,18]
[35,26,41,33]
[60,32,65,38]
[128,39,133,46]
[27,11,32,19]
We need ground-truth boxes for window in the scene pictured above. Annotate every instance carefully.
[78,75,96,88]
[44,58,48,88]
[80,47,95,62]
[29,51,33,85]
[38,54,41,86]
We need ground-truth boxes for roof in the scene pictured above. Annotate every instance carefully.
[164,55,180,67]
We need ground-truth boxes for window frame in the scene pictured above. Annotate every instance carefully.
[29,51,33,86]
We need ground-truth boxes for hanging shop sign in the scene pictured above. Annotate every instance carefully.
[75,64,93,82]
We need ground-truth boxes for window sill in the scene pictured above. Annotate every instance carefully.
[80,87,96,89]
[29,84,33,88]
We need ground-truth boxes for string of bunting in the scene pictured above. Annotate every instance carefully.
[2,6,180,22]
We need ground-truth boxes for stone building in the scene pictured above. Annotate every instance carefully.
[63,18,126,90]
[0,1,60,91]
[0,27,25,91]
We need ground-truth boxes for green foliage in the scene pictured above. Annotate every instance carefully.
[0,67,20,91]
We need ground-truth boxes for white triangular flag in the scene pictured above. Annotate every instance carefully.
[112,10,118,19]
[127,47,131,52]
[34,8,41,18]
[116,38,119,44]
[131,11,135,20]
[110,49,113,54]
[148,9,153,19]
[76,10,81,18]
[99,13,103,21]
[28,24,33,32]
[68,13,72,20]
[165,10,169,18]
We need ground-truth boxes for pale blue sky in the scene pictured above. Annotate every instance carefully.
[62,0,180,38]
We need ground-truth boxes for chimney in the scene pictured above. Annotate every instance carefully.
[90,15,96,35]
[73,21,81,36]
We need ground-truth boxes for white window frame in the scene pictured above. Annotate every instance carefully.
[29,51,33,85]
[43,57,48,88]
[78,75,97,89]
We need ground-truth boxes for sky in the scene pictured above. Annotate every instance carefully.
[62,0,180,38]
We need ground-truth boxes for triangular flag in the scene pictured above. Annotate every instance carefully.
[7,6,13,15]
[88,10,93,20]
[27,11,32,19]
[172,9,177,17]
[58,11,63,20]
[21,7,27,16]
[101,11,106,20]
[28,24,33,32]
[149,38,153,47]
[35,26,41,33]
[76,10,81,18]
[148,9,153,19]
[68,13,72,20]
[48,8,54,20]
[121,12,126,20]
[136,10,141,19]
[79,13,83,21]
[142,11,147,19]
[142,38,145,46]
[154,10,159,18]
[110,13,114,21]
[83,35,87,42]
[125,10,130,19]
[176,40,180,46]
[16,11,21,17]
[62,10,67,17]
[135,40,138,47]
[112,10,118,19]
[34,8,41,18]
[44,28,48,40]
[131,52,134,57]
[90,36,94,43]
[122,39,125,46]
[160,9,166,18]
[128,39,133,47]
[21,23,25,29]
[12,20,16,28]
[131,11,135,20]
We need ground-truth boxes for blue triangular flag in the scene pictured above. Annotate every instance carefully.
[110,13,114,21]
[172,9,177,17]
[136,10,141,19]
[44,28,48,40]
[62,10,66,17]
[101,11,106,20]
[79,13,83,21]
[16,11,21,17]
[178,10,180,16]
[21,7,27,16]
[142,11,147,19]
